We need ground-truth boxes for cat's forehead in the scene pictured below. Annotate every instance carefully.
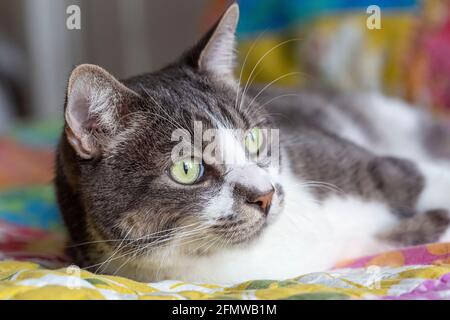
[128,70,262,132]
[110,72,272,171]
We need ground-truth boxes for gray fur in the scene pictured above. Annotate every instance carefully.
[249,86,425,216]
[379,209,450,246]
[55,4,450,277]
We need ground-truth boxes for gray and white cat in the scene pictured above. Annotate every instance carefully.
[56,3,450,283]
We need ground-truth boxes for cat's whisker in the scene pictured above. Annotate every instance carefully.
[235,30,268,111]
[141,111,183,130]
[246,72,303,111]
[80,223,211,271]
[68,221,203,248]
[218,232,232,252]
[116,110,146,123]
[142,231,209,279]
[238,66,265,112]
[284,196,321,209]
[159,224,215,254]
[140,84,186,130]
[95,226,135,274]
[116,232,210,276]
[284,213,311,232]
[285,178,345,197]
[112,246,144,276]
[300,181,345,195]
[201,235,223,255]
[238,38,304,112]
[148,224,211,249]
[189,226,225,254]
[177,234,214,254]
[125,224,212,259]
[128,224,209,255]
[133,221,203,242]
[227,228,240,248]
[254,93,306,114]
[155,243,169,280]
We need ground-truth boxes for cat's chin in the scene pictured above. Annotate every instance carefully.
[188,212,284,256]
[215,220,268,246]
[147,220,263,259]
[206,207,286,252]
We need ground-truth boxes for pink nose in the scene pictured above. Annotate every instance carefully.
[247,189,275,216]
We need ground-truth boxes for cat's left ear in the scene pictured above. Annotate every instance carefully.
[64,64,140,159]
[187,3,239,78]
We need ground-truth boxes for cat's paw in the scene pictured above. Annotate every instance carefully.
[368,156,424,218]
[424,119,450,161]
[378,209,450,246]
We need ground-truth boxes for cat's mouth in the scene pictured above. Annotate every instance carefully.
[202,186,284,248]
[210,216,268,246]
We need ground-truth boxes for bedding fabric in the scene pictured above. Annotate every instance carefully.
[0,243,450,300]
[1,121,450,300]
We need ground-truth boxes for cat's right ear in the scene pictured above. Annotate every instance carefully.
[64,64,139,159]
[184,3,239,79]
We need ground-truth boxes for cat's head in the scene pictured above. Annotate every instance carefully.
[60,3,284,260]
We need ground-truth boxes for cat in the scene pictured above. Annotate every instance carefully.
[55,3,450,283]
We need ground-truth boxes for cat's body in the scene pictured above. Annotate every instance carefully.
[56,4,450,284]
[75,88,450,283]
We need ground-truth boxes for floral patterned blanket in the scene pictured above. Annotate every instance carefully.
[1,121,450,300]
[0,227,449,300]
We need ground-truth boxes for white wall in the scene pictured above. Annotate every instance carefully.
[13,0,208,119]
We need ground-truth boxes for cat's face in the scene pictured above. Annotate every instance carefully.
[61,4,284,258]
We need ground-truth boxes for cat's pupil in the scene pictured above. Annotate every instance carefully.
[183,162,189,175]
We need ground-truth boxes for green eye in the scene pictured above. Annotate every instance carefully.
[245,127,264,154]
[170,159,203,185]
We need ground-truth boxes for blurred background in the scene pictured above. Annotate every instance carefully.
[0,0,449,133]
[0,0,212,132]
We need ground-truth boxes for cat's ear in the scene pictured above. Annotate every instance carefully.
[64,64,139,159]
[188,3,239,78]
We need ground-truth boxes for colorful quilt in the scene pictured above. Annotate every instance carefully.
[0,120,449,299]
[0,242,450,300]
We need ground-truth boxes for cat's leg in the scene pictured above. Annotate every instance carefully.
[369,156,450,244]
[378,209,450,246]
[422,117,450,164]
[409,161,450,243]
[416,161,450,214]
